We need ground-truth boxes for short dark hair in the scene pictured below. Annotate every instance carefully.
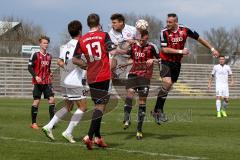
[219,55,225,58]
[87,13,100,28]
[39,35,50,43]
[68,20,82,38]
[110,13,125,23]
[168,13,178,21]
[140,30,149,38]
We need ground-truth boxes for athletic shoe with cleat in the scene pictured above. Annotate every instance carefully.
[42,126,55,141]
[217,111,221,118]
[31,123,39,130]
[151,110,168,125]
[136,131,143,140]
[83,135,94,150]
[94,137,108,148]
[62,132,76,143]
[123,120,131,130]
[221,109,227,117]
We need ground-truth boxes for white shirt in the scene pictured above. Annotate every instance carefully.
[59,39,84,88]
[108,24,137,45]
[211,64,232,86]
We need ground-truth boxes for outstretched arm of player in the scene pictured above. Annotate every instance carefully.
[57,59,65,68]
[208,75,214,90]
[197,37,219,57]
[72,57,87,70]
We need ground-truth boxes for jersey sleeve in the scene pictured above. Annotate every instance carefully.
[73,42,82,59]
[211,66,216,76]
[59,45,66,61]
[160,30,168,48]
[228,66,233,75]
[186,27,199,40]
[28,52,37,77]
[150,44,159,59]
[105,32,115,51]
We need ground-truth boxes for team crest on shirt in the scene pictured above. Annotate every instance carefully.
[127,33,132,37]
[179,31,184,36]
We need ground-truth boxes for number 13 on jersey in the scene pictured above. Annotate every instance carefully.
[86,42,102,62]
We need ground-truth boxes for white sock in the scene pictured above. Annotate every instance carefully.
[216,100,221,112]
[222,100,228,109]
[46,107,68,129]
[64,109,84,135]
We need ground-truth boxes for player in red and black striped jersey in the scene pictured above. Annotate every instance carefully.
[28,36,55,129]
[73,13,115,149]
[122,30,159,140]
[152,13,219,124]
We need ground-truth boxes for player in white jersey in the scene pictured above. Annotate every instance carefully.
[42,20,87,143]
[109,13,137,78]
[208,56,234,118]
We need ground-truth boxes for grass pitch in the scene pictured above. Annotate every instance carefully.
[0,98,240,160]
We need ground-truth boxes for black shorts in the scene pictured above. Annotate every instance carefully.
[33,84,54,100]
[88,80,110,105]
[160,60,181,83]
[126,74,150,97]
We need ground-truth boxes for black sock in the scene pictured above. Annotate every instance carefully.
[124,97,133,121]
[137,104,146,132]
[88,109,103,140]
[31,105,38,124]
[154,87,168,113]
[49,104,55,120]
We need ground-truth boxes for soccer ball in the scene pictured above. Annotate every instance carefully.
[135,19,149,30]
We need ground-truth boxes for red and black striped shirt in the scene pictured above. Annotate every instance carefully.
[28,52,52,84]
[128,42,159,79]
[160,25,199,62]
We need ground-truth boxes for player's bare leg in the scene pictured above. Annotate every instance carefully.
[31,99,40,129]
[152,77,173,124]
[123,88,135,130]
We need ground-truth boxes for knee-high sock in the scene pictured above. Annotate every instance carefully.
[45,107,68,129]
[216,100,221,112]
[222,100,228,109]
[154,87,168,113]
[124,97,133,121]
[88,109,103,140]
[49,104,56,120]
[31,105,38,124]
[65,109,84,135]
[137,104,146,132]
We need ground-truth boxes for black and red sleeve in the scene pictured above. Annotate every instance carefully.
[160,29,168,48]
[186,27,199,40]
[28,52,37,78]
[105,32,115,52]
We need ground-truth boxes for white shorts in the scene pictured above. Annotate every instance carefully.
[216,86,229,97]
[61,86,87,101]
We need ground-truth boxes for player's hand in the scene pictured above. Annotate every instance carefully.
[126,39,136,44]
[211,49,219,58]
[146,59,154,67]
[50,72,54,80]
[182,48,190,55]
[35,76,42,83]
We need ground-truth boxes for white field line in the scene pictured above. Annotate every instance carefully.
[0,136,207,160]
